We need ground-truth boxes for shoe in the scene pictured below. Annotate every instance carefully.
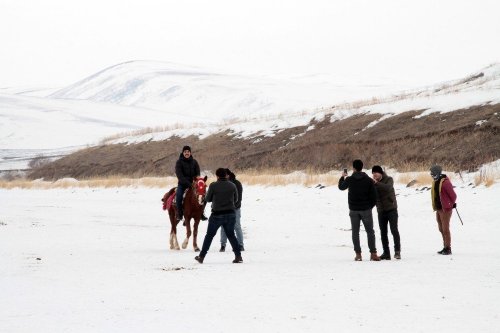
[370,253,381,261]
[354,252,362,261]
[176,211,183,222]
[194,255,204,264]
[239,245,245,251]
[394,251,401,260]
[379,252,391,260]
[219,245,225,252]
[201,213,208,221]
[440,247,452,255]
[233,255,243,263]
[437,247,446,254]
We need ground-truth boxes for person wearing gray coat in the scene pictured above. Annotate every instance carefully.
[195,168,243,264]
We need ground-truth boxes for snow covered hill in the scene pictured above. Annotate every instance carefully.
[48,60,403,121]
[1,61,499,172]
[105,63,500,145]
[0,93,196,170]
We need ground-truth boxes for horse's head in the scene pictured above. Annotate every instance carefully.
[193,176,208,205]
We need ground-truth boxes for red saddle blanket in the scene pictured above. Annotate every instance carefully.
[165,191,176,211]
[162,188,187,211]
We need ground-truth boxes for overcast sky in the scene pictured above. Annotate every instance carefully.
[1,0,499,87]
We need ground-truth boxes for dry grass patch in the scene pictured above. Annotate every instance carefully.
[474,168,499,187]
[1,171,339,190]
[237,169,339,187]
[0,176,178,190]
[396,172,433,186]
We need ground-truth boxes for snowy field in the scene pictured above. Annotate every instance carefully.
[1,183,499,332]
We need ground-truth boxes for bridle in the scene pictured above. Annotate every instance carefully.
[192,177,207,206]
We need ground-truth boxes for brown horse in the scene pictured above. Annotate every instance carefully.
[162,176,207,251]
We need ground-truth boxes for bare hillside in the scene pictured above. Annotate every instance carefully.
[29,103,500,180]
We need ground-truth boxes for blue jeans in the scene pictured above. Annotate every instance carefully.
[176,184,187,215]
[200,212,241,257]
[221,208,243,247]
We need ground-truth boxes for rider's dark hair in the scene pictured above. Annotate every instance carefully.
[215,168,227,179]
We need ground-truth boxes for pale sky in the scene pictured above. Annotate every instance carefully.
[0,0,499,87]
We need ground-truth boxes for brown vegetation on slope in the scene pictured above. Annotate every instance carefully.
[29,104,500,180]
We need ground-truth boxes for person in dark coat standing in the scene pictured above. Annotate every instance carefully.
[372,165,401,260]
[175,146,200,221]
[430,165,457,255]
[195,168,243,264]
[338,159,380,261]
[220,169,244,252]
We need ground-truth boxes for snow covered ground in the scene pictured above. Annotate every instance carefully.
[1,182,499,332]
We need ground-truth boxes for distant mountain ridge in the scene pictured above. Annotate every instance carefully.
[47,60,406,121]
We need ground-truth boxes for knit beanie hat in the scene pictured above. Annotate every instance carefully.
[430,165,442,176]
[182,145,191,152]
[371,165,384,174]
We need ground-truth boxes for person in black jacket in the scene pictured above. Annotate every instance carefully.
[338,159,380,261]
[195,168,243,264]
[372,165,401,260]
[175,146,200,221]
[220,169,244,252]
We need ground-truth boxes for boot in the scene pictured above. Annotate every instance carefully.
[354,252,362,261]
[194,255,204,264]
[370,252,381,261]
[175,207,183,222]
[379,252,391,260]
[394,251,401,260]
[437,247,446,254]
[219,245,225,252]
[233,255,243,263]
[440,247,452,255]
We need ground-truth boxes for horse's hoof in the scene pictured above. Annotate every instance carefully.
[182,244,188,249]
[175,247,181,250]
[194,248,200,252]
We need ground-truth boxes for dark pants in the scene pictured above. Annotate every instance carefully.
[176,184,187,215]
[378,209,401,253]
[349,209,377,253]
[200,212,241,258]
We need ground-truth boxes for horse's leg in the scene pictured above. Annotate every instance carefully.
[182,215,192,249]
[169,210,175,249]
[172,216,181,250]
[174,231,180,250]
[193,218,200,252]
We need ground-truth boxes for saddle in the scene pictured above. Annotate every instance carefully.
[161,187,189,211]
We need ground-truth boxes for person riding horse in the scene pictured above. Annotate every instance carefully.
[175,146,206,221]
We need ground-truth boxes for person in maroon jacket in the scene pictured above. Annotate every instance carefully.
[430,165,457,255]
